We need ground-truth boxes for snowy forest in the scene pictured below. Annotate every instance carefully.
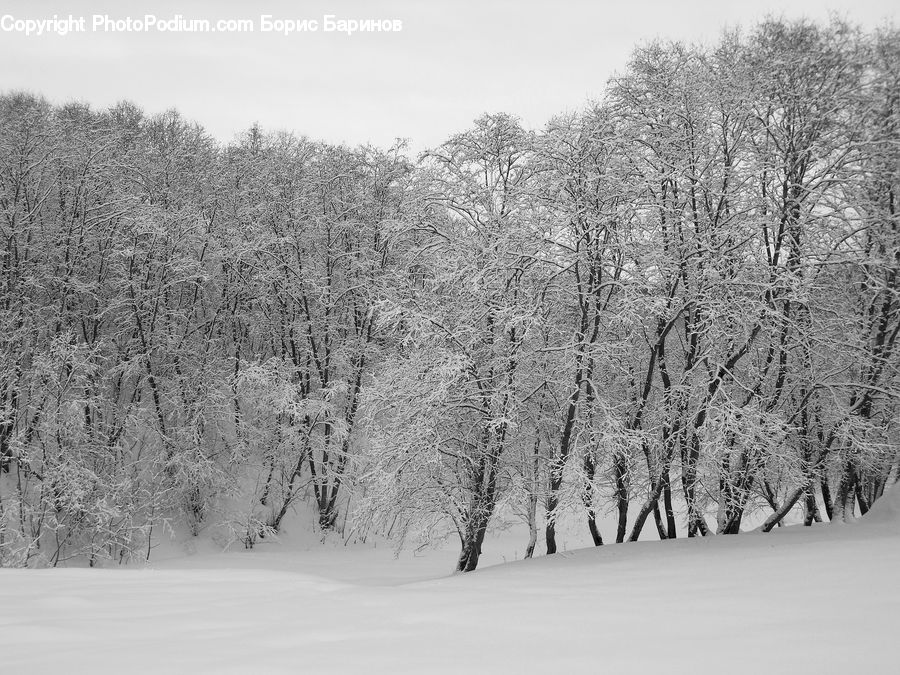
[1,18,898,572]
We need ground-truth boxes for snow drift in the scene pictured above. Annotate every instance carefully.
[1,508,898,674]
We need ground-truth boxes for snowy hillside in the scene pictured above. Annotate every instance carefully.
[2,490,898,674]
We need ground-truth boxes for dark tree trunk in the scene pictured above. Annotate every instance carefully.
[457,448,500,572]
[525,436,541,559]
[544,510,558,556]
[318,502,338,530]
[663,473,677,538]
[652,501,667,539]
[803,489,821,526]
[681,432,710,536]
[855,478,871,516]
[525,525,537,560]
[582,451,603,546]
[457,512,490,572]
[613,452,629,543]
[762,483,808,532]
[587,515,603,547]
[820,477,834,521]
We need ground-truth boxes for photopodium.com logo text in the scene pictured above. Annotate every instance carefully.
[0,14,403,37]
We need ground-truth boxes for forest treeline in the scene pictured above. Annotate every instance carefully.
[1,19,898,570]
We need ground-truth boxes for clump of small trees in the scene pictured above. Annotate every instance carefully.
[1,18,897,570]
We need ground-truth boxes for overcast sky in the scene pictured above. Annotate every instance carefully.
[1,0,896,150]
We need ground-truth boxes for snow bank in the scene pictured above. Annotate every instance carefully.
[1,516,898,674]
[860,483,900,529]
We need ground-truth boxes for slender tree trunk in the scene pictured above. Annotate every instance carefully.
[762,483,807,532]
[821,477,834,521]
[613,451,629,543]
[544,508,558,556]
[525,515,538,559]
[663,472,677,538]
[579,449,603,546]
[525,436,540,558]
[681,432,710,536]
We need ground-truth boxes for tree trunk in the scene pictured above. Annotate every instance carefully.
[663,473,677,538]
[820,477,834,521]
[544,507,558,556]
[525,436,541,559]
[681,432,710,536]
[457,513,490,572]
[613,451,629,543]
[525,518,537,559]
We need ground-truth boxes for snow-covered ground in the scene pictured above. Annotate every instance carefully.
[2,492,899,674]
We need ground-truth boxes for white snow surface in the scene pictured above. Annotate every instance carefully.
[2,493,899,674]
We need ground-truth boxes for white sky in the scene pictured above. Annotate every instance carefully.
[1,0,896,150]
